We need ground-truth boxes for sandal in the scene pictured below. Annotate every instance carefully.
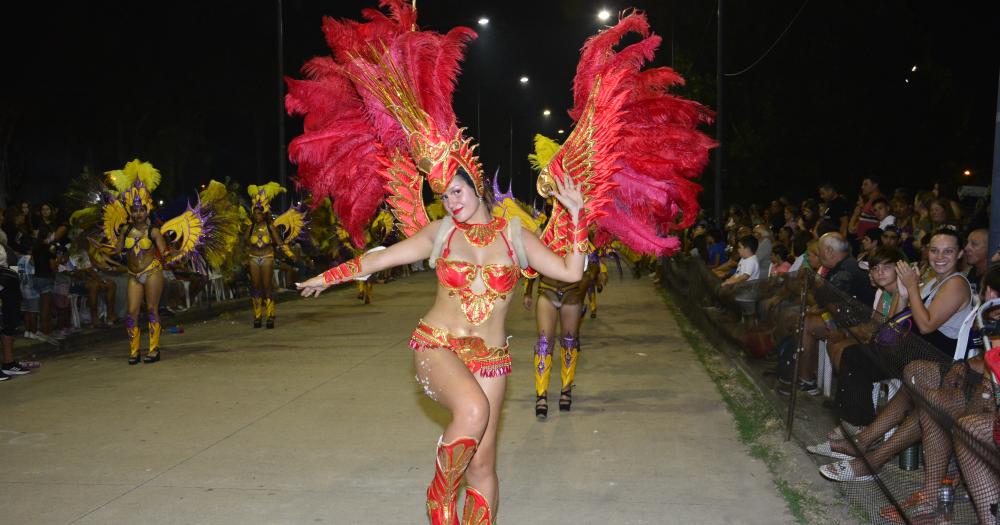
[819,460,874,482]
[535,395,548,420]
[559,389,572,412]
[143,349,160,364]
[806,441,854,460]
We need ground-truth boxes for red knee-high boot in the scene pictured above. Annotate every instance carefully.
[461,487,494,525]
[426,436,478,525]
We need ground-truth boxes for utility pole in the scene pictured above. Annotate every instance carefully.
[990,70,1000,256]
[276,0,288,209]
[714,0,724,226]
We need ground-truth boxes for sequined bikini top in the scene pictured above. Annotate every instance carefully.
[435,219,520,326]
[124,229,153,258]
[252,224,271,248]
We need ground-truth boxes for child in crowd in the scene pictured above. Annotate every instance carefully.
[769,244,792,277]
[706,229,728,268]
[872,197,895,229]
[722,236,759,287]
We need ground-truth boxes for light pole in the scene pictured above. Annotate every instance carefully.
[276,0,288,210]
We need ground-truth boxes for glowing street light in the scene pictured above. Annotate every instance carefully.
[911,65,918,72]
[542,109,551,117]
[158,199,164,205]
[478,17,489,26]
[597,9,611,21]
[963,169,972,177]
[557,129,565,135]
[519,76,529,84]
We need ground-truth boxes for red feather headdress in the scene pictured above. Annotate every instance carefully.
[285,0,479,247]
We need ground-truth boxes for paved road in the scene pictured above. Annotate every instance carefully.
[0,271,792,524]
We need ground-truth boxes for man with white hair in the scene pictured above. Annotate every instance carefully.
[752,224,773,278]
[779,233,873,395]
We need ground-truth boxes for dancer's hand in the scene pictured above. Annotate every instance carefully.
[296,275,331,298]
[550,175,584,225]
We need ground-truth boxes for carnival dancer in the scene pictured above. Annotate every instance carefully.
[523,241,604,418]
[87,160,239,364]
[246,182,306,328]
[286,3,713,523]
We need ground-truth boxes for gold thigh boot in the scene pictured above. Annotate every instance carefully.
[559,336,579,411]
[533,335,552,419]
[126,315,140,365]
[144,313,161,363]
[251,294,263,328]
[265,297,275,329]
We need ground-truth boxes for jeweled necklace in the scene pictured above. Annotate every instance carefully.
[454,216,506,248]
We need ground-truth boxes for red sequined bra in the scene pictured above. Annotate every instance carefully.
[435,219,520,325]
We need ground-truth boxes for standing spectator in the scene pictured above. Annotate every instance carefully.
[35,203,68,245]
[6,209,32,258]
[818,183,850,236]
[849,177,883,238]
[0,244,28,379]
[30,238,56,338]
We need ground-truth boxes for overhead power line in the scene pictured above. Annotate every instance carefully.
[724,0,811,77]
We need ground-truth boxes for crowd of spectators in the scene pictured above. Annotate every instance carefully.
[685,177,1000,522]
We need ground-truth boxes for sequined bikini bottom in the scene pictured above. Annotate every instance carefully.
[409,320,511,378]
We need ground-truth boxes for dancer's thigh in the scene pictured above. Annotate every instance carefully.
[414,347,488,414]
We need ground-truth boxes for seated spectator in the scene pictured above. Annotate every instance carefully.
[879,225,908,262]
[815,229,974,484]
[752,224,773,278]
[777,226,793,250]
[706,229,728,268]
[721,236,759,287]
[856,228,883,268]
[768,244,792,277]
[67,244,120,327]
[780,233,873,396]
[872,197,895,229]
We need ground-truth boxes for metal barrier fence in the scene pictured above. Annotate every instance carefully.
[659,256,999,525]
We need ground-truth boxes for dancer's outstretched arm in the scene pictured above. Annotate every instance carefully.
[296,221,438,297]
[522,175,586,283]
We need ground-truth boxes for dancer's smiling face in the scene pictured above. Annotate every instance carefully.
[441,176,481,224]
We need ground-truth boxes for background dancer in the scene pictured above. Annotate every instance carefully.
[245,182,305,328]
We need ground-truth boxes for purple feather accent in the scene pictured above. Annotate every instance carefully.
[491,168,515,203]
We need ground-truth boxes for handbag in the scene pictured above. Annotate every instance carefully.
[874,308,913,348]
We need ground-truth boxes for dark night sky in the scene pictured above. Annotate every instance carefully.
[1,0,997,212]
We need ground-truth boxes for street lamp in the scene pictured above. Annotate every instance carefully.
[597,9,611,21]
[542,109,551,117]
[964,169,972,177]
[519,76,529,84]
[557,129,565,135]
[478,17,489,26]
